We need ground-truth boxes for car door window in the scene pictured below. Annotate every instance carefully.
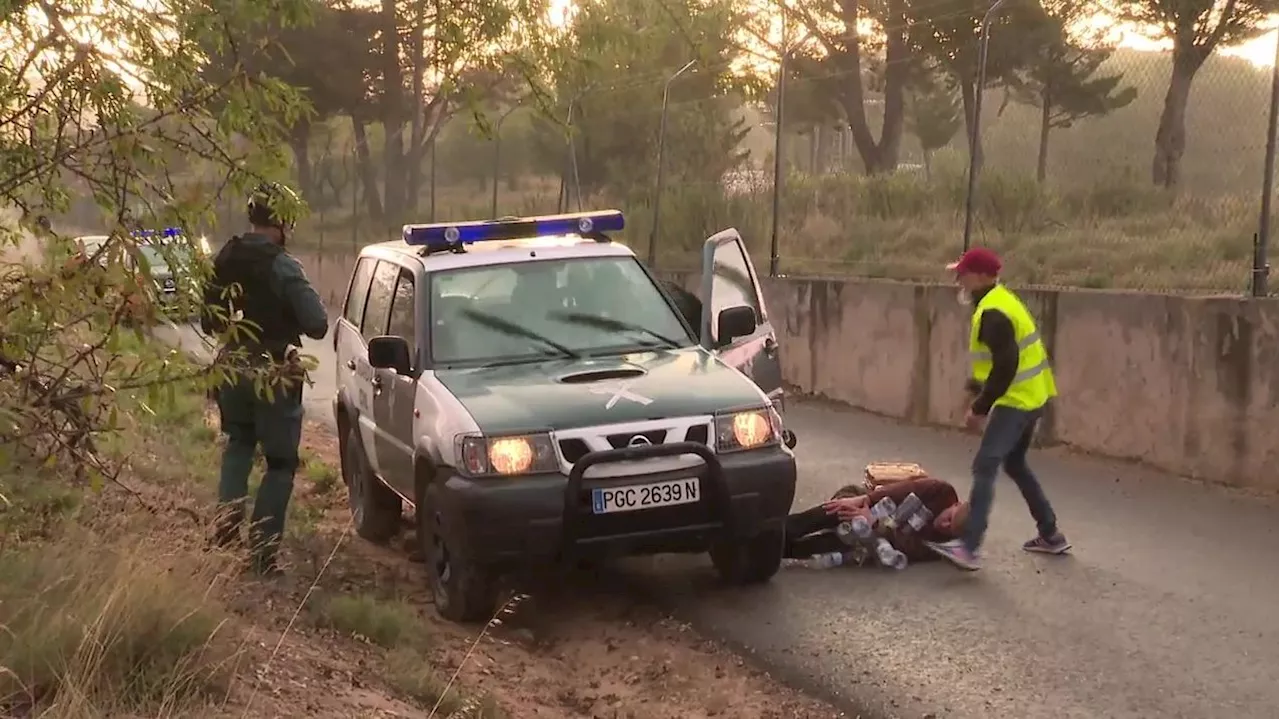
[362,261,398,342]
[344,257,376,327]
[386,269,416,366]
[709,239,762,343]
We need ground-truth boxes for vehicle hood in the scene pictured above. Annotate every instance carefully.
[435,347,765,434]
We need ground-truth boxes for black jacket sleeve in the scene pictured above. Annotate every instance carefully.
[971,308,1018,416]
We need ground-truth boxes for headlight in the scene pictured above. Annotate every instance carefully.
[714,407,783,453]
[456,433,558,477]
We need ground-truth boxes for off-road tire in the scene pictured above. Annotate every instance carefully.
[415,483,500,624]
[342,425,401,543]
[710,528,785,585]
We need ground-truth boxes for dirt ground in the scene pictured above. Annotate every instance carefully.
[205,419,847,719]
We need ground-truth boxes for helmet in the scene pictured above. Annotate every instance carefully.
[246,182,300,230]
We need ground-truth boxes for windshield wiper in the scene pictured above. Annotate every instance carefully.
[553,311,685,350]
[460,308,580,359]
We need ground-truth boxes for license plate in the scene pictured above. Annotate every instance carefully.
[591,478,700,514]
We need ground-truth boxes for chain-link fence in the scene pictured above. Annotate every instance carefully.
[114,44,1275,301]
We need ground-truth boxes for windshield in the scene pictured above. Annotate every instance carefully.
[138,240,195,272]
[430,256,695,366]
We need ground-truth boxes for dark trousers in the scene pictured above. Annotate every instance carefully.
[783,506,845,559]
[214,376,303,569]
[961,404,1059,553]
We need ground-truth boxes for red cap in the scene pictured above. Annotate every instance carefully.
[946,247,1002,276]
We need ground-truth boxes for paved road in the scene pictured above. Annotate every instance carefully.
[162,323,1279,719]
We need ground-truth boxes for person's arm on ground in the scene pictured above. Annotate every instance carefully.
[971,308,1018,416]
[272,253,329,340]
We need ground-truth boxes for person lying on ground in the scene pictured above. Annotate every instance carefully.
[784,477,970,563]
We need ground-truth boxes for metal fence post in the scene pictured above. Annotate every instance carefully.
[349,143,358,253]
[1252,43,1278,298]
[565,91,588,214]
[429,138,437,223]
[648,60,697,267]
[769,6,788,278]
[962,0,1010,253]
[491,106,519,218]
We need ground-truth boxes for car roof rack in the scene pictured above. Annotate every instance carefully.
[403,210,625,256]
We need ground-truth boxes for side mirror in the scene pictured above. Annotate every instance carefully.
[715,305,757,345]
[368,335,412,375]
[783,429,797,449]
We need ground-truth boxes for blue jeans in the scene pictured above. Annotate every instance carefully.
[961,405,1059,553]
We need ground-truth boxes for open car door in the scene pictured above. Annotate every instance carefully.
[699,228,785,410]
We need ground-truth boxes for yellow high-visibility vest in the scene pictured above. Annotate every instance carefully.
[969,284,1056,411]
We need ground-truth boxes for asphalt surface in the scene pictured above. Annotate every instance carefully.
[159,322,1280,719]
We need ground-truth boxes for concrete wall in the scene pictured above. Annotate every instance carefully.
[671,271,1278,493]
[294,249,1279,493]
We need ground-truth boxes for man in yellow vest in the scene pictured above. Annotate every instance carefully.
[925,248,1070,571]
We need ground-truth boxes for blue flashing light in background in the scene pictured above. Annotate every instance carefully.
[402,210,625,249]
[131,227,184,239]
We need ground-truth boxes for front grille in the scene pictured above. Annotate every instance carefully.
[683,425,709,445]
[605,429,667,449]
[556,418,712,467]
[559,438,590,464]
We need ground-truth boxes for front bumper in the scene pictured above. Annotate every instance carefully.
[434,441,797,568]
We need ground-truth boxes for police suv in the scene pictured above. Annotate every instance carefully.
[132,227,210,314]
[332,210,798,623]
[72,228,210,316]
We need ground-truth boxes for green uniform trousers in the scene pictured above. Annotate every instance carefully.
[214,375,303,571]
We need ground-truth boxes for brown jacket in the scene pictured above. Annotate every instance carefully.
[864,478,960,561]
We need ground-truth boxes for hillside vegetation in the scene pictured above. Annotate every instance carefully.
[166,49,1273,295]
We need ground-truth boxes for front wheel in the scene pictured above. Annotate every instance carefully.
[342,426,401,543]
[709,528,785,585]
[415,486,499,624]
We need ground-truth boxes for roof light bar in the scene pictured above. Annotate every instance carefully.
[131,227,184,239]
[402,210,625,250]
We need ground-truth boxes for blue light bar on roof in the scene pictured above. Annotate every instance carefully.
[402,210,625,249]
[131,227,184,239]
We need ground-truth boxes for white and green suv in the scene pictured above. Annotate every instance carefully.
[331,210,798,623]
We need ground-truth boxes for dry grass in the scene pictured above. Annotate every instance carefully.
[384,647,504,718]
[0,532,239,718]
[0,365,503,719]
[308,591,505,717]
[317,594,420,650]
[0,374,236,718]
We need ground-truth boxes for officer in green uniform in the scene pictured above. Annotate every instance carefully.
[201,182,329,576]
[925,248,1070,571]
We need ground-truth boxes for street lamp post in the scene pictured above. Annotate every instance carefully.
[1252,37,1279,297]
[648,59,697,267]
[769,8,789,278]
[961,0,1011,252]
[490,105,520,218]
[428,138,437,222]
[563,88,591,213]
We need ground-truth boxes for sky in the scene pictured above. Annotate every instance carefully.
[547,0,1278,68]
